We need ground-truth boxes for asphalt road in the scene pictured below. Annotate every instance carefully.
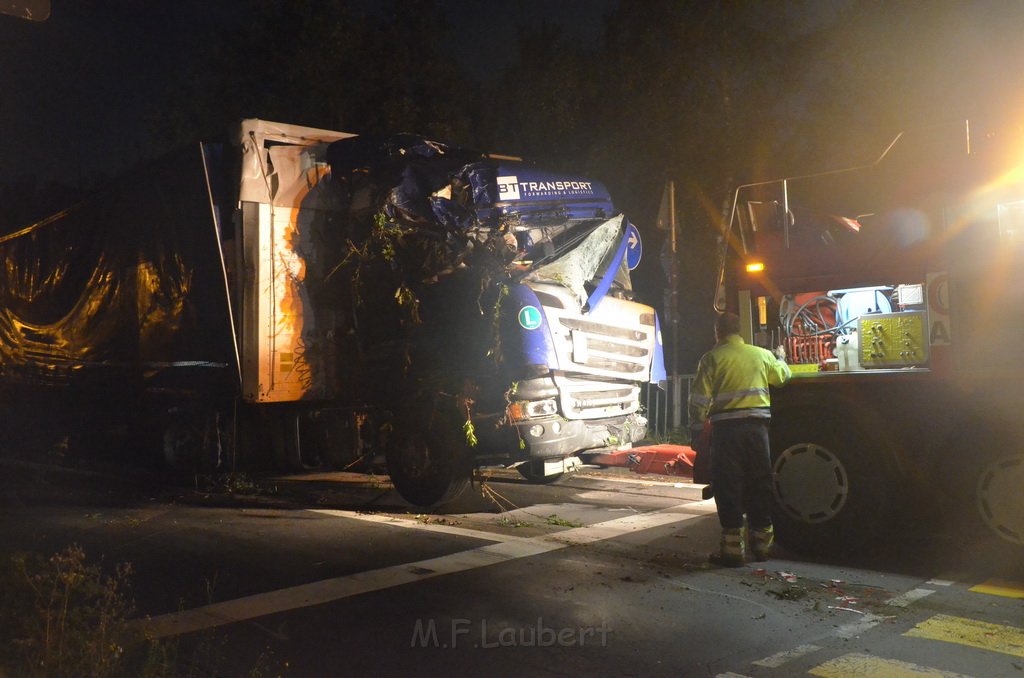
[2,463,1023,677]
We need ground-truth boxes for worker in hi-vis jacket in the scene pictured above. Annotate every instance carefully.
[688,312,791,566]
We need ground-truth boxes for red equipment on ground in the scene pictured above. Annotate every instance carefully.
[589,444,696,477]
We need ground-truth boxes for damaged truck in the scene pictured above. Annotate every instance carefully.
[0,119,665,506]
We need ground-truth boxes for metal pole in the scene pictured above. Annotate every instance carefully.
[662,385,668,439]
[782,178,790,249]
[669,180,681,430]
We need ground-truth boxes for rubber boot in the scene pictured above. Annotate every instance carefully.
[709,526,747,567]
[751,525,774,561]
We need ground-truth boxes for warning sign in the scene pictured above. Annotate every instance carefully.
[926,272,950,346]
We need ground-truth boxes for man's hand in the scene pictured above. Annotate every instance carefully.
[773,345,787,361]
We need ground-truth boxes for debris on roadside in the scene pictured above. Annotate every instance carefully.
[414,514,462,526]
[743,569,904,616]
[747,568,811,600]
[768,586,809,601]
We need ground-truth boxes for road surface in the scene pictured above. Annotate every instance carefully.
[1,463,1022,676]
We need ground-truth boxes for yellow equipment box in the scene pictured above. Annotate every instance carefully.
[859,311,929,368]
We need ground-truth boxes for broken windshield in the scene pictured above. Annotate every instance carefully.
[523,215,625,306]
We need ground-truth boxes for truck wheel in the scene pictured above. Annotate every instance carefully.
[386,403,471,507]
[770,411,896,555]
[975,453,1024,545]
[516,460,564,485]
[163,410,229,476]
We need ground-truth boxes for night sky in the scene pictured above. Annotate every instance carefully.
[5,1,1024,187]
[1,1,226,184]
[0,0,615,185]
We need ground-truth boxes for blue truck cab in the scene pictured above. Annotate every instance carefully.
[482,166,666,478]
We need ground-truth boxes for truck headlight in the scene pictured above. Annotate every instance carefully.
[526,399,558,417]
[508,399,559,421]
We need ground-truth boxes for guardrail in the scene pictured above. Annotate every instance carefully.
[642,373,695,440]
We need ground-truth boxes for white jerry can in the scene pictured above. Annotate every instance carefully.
[835,330,864,371]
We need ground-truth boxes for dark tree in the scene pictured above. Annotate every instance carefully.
[0,176,91,234]
[151,0,477,148]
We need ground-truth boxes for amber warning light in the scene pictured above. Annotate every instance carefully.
[745,261,765,273]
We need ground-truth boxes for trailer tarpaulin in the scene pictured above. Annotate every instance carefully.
[0,145,237,389]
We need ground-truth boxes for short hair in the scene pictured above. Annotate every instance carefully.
[716,312,741,338]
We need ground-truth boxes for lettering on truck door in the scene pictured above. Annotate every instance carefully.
[926,272,950,346]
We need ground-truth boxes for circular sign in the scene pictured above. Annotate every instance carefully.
[928,272,949,316]
[625,223,643,270]
[518,305,543,330]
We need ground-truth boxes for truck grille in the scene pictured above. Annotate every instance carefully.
[560,318,647,342]
[559,318,651,377]
[554,375,640,419]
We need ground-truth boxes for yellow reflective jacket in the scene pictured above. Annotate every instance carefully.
[688,334,792,424]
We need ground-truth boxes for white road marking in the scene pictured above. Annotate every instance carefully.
[887,587,936,608]
[308,509,527,543]
[569,473,703,488]
[927,578,955,587]
[136,502,710,639]
[835,612,886,639]
[752,643,822,668]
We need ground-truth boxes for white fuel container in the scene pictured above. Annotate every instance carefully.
[835,330,864,371]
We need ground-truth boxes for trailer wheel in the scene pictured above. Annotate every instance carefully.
[386,400,471,507]
[163,410,229,476]
[770,410,896,555]
[516,460,564,485]
[975,453,1024,545]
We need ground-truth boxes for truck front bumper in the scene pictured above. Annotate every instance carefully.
[515,411,648,461]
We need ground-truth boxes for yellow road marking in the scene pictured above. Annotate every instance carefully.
[904,614,1024,657]
[969,578,1024,599]
[809,652,972,677]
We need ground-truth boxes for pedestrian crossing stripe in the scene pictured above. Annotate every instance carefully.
[887,587,935,607]
[752,643,821,667]
[808,652,972,677]
[969,578,1024,599]
[904,614,1024,658]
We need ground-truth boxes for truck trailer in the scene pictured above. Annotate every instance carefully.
[0,119,665,506]
[715,121,1024,553]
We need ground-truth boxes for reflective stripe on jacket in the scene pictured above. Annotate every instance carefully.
[688,334,791,425]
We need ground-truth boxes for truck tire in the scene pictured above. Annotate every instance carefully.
[769,407,897,555]
[386,399,472,507]
[163,410,230,477]
[939,422,1024,550]
[975,453,1024,545]
[516,460,564,484]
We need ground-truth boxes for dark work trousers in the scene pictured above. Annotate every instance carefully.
[710,418,773,530]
